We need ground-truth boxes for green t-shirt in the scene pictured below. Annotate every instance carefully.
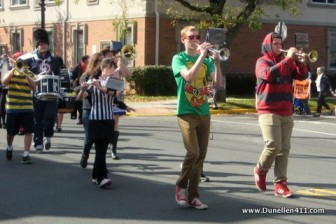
[172,52,215,115]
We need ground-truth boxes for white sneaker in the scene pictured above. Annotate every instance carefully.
[35,145,43,153]
[99,178,112,188]
[43,137,51,150]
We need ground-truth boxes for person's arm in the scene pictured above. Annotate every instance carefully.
[116,60,132,78]
[1,68,15,86]
[113,98,135,112]
[26,75,37,90]
[210,55,223,88]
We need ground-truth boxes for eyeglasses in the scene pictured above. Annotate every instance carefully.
[185,35,201,40]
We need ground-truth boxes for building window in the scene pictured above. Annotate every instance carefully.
[0,0,3,9]
[11,0,27,7]
[118,22,136,67]
[311,0,336,4]
[328,30,336,69]
[10,28,23,53]
[0,44,8,55]
[71,24,87,65]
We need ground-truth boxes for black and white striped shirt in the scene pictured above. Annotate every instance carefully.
[88,79,114,120]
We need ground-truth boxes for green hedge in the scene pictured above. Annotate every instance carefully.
[129,66,257,96]
[129,65,176,96]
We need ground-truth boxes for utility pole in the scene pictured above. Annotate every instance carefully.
[39,0,46,29]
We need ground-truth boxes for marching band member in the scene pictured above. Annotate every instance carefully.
[28,28,60,152]
[77,58,133,188]
[172,25,223,210]
[101,45,132,159]
[1,51,37,164]
[78,52,104,168]
[254,32,308,198]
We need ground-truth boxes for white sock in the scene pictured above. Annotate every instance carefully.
[7,145,13,151]
[23,151,29,157]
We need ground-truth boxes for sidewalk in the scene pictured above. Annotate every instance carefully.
[127,99,256,116]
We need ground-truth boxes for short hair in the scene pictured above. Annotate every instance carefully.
[81,55,89,62]
[318,66,325,73]
[180,25,198,37]
[272,32,282,40]
[100,58,117,70]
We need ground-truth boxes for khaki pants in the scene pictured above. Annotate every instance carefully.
[257,114,294,183]
[176,114,210,201]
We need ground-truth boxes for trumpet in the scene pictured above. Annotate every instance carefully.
[8,57,40,81]
[196,44,230,61]
[117,44,136,62]
[208,47,230,61]
[280,49,318,63]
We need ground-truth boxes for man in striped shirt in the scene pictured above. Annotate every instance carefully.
[1,51,37,164]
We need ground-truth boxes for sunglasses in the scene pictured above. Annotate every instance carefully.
[185,35,201,40]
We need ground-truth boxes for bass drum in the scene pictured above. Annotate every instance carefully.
[59,68,72,92]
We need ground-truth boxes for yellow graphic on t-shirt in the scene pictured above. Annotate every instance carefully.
[184,61,208,108]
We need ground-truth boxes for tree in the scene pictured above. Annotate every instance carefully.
[162,0,302,46]
[161,0,302,102]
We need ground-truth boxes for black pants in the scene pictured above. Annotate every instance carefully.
[92,137,109,182]
[88,119,115,183]
[316,92,330,113]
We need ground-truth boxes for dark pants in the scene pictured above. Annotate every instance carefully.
[88,120,115,183]
[33,99,58,146]
[92,137,109,182]
[0,89,8,126]
[82,109,93,157]
[316,92,330,113]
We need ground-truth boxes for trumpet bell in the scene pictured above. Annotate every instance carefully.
[307,50,318,63]
[208,47,230,61]
[120,45,136,62]
[218,48,230,61]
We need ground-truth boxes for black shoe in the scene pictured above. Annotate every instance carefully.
[329,109,334,115]
[200,173,210,182]
[55,127,62,132]
[80,154,88,168]
[22,155,32,164]
[313,113,320,117]
[6,148,13,161]
[111,153,120,160]
[0,123,2,128]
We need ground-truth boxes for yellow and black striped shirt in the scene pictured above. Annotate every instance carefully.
[6,71,34,113]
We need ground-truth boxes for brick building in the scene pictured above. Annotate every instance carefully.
[0,0,336,75]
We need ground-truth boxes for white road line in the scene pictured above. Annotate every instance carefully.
[212,118,336,136]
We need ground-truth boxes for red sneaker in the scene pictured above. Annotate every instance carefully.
[274,181,294,198]
[189,198,208,210]
[254,166,267,191]
[175,185,187,206]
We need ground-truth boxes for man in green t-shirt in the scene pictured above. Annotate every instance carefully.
[172,25,223,210]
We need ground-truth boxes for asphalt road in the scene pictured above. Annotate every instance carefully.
[0,113,335,224]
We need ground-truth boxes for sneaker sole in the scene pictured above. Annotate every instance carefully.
[175,198,188,206]
[275,192,294,198]
[190,205,209,210]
